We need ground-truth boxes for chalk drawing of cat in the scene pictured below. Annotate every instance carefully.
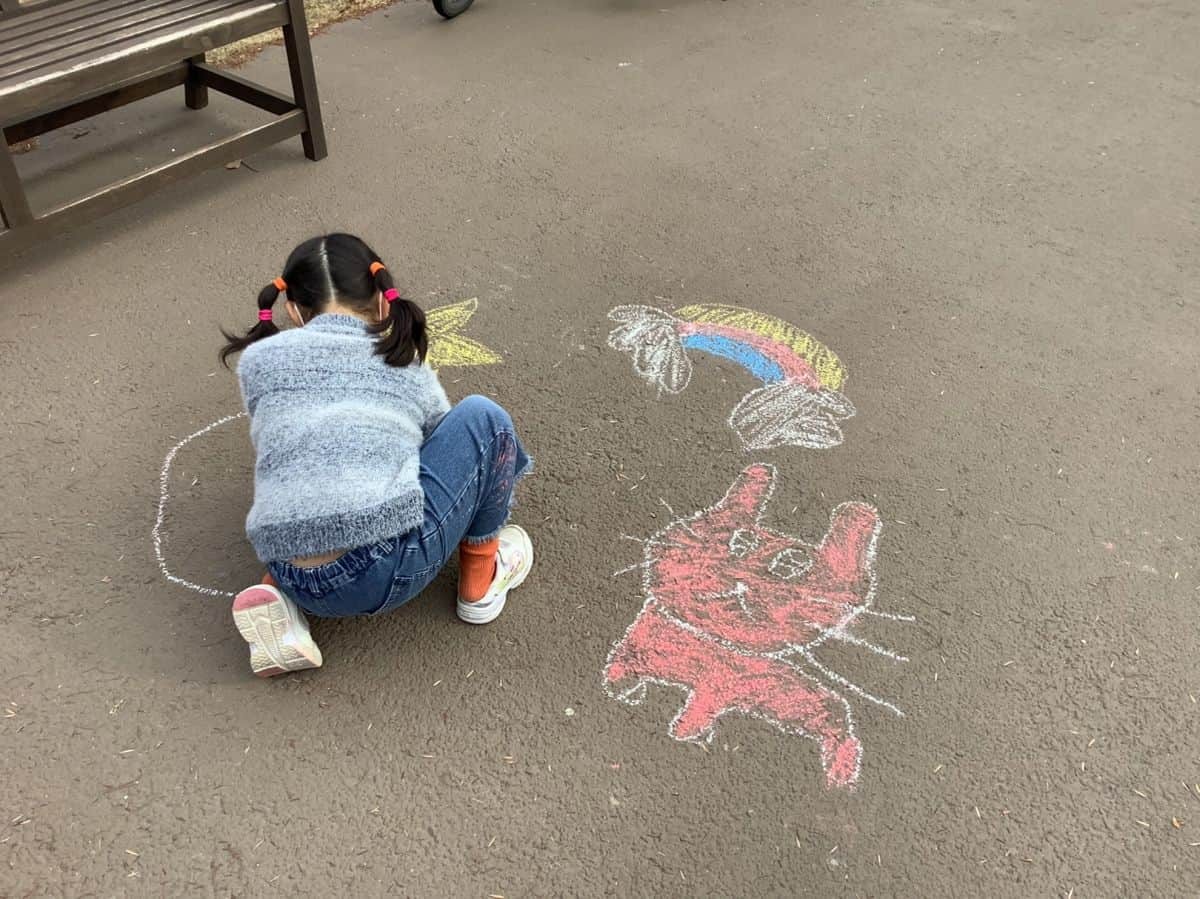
[604,464,911,788]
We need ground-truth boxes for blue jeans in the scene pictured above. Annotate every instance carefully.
[268,395,531,618]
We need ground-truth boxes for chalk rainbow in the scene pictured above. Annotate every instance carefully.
[607,303,855,451]
[673,303,846,392]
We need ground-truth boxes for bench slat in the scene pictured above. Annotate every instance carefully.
[0,0,325,250]
[2,0,186,44]
[1,0,188,49]
[0,0,280,74]
[0,0,256,51]
[3,61,189,144]
[0,0,113,34]
[0,1,286,125]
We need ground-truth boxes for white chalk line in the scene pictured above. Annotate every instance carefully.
[796,650,905,717]
[612,558,658,578]
[152,411,247,598]
[824,630,910,663]
[799,606,911,662]
[859,608,917,622]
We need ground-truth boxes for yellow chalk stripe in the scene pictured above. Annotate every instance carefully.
[426,298,502,369]
[673,303,846,391]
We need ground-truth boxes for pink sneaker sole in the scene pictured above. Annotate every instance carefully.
[232,585,323,677]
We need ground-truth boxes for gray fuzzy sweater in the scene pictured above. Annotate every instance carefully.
[237,314,450,562]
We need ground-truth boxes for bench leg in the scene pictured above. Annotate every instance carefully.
[185,54,209,110]
[283,0,327,161]
[0,142,34,230]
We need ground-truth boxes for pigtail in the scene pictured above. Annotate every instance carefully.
[219,279,284,367]
[368,263,428,367]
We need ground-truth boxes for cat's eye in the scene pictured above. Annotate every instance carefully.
[769,548,810,579]
[728,529,759,558]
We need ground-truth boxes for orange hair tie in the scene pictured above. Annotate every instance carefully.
[369,262,386,276]
[272,277,287,292]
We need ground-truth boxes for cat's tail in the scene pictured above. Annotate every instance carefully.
[607,305,693,395]
[729,382,856,451]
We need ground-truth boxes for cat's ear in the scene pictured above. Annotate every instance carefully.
[712,464,777,524]
[811,502,880,589]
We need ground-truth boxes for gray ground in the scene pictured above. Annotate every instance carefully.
[2,0,1198,895]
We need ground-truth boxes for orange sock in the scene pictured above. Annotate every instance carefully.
[458,539,499,602]
[261,571,277,587]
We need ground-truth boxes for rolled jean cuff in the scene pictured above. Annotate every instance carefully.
[462,528,504,545]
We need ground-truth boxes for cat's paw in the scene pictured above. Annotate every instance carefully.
[821,734,862,788]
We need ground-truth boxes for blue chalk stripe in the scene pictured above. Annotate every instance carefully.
[681,333,786,384]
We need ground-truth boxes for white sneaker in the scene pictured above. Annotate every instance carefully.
[457,525,533,625]
[231,584,323,677]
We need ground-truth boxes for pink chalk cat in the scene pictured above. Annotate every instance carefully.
[604,464,893,788]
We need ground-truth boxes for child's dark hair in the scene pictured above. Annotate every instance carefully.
[219,233,427,368]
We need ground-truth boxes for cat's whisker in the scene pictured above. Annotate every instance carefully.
[658,497,676,516]
[797,593,857,611]
[825,631,909,662]
[611,559,657,578]
[859,608,917,623]
[620,533,690,551]
[801,597,916,624]
[796,652,905,717]
[797,609,908,661]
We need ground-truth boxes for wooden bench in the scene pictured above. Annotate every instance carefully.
[0,0,327,254]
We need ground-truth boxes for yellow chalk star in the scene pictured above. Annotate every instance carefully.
[425,298,502,369]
